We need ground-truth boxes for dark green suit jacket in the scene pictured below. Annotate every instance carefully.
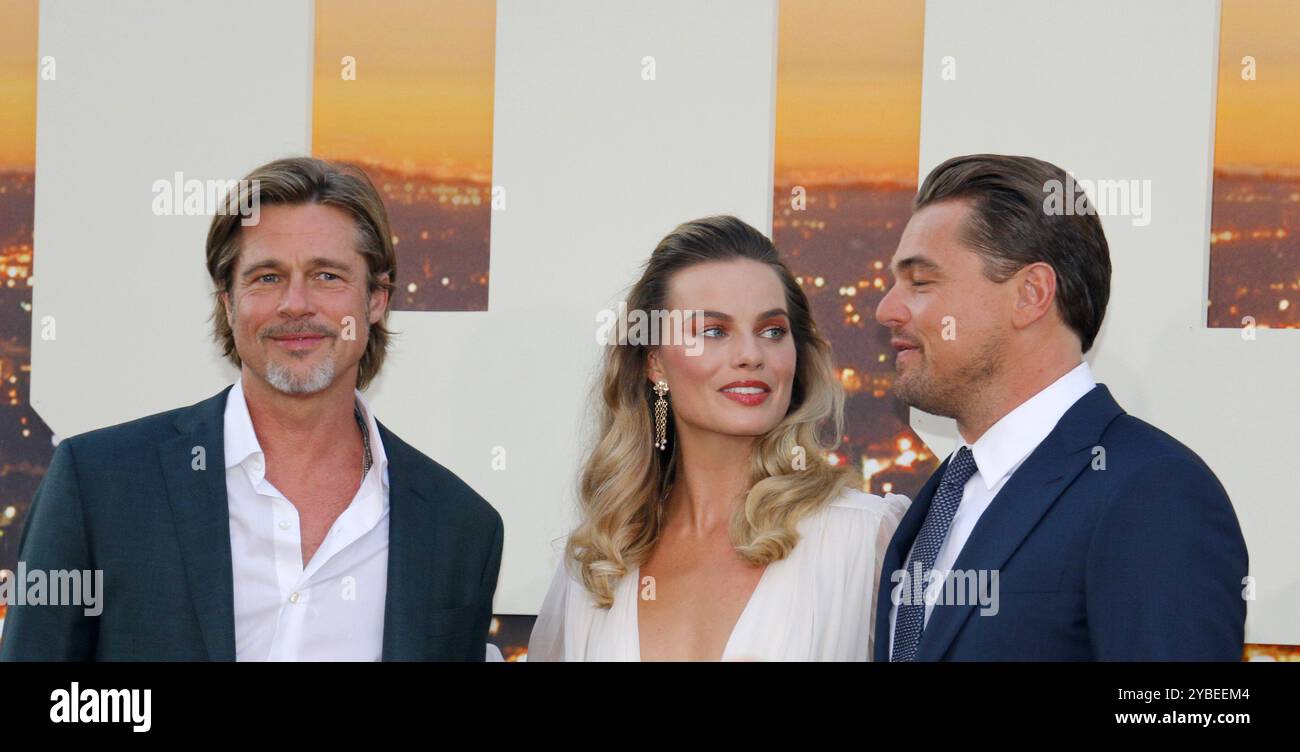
[0,386,504,661]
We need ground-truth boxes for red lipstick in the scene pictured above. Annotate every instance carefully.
[718,380,771,406]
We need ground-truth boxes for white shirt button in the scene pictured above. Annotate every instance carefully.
[278,520,290,531]
[289,592,300,604]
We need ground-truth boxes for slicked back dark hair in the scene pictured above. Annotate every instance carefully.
[914,154,1111,353]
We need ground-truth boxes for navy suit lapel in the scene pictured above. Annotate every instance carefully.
[158,386,237,661]
[913,384,1125,660]
[378,423,438,661]
[875,461,945,661]
[912,441,1084,660]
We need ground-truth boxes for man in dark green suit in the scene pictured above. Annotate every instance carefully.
[0,157,503,661]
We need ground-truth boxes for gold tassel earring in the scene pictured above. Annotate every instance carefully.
[653,380,669,451]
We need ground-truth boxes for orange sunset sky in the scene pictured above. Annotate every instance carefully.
[2,2,1295,175]
[0,0,37,171]
[775,0,924,183]
[1215,0,1300,172]
[312,0,495,179]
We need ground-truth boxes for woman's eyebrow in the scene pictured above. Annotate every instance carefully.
[696,308,788,322]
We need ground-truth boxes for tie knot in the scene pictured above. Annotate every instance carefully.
[941,446,978,490]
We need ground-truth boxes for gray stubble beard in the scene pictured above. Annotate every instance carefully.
[265,355,338,395]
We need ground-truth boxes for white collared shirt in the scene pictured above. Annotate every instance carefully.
[888,361,1097,658]
[224,378,391,661]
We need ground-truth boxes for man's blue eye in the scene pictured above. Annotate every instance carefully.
[259,274,279,284]
[320,272,339,281]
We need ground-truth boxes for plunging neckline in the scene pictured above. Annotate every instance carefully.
[631,562,774,661]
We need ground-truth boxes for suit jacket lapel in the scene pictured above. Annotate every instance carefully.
[379,423,438,661]
[159,385,237,661]
[913,384,1125,660]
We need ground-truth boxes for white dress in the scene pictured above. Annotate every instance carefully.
[527,487,911,661]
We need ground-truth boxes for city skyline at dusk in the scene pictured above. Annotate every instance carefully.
[773,0,936,503]
[1209,0,1299,330]
[312,0,495,312]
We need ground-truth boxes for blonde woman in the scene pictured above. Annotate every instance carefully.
[528,216,909,661]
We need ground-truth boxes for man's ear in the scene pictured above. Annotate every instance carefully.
[220,291,233,327]
[368,273,390,324]
[1011,262,1057,330]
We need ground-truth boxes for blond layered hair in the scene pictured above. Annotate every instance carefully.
[204,157,397,390]
[568,216,855,607]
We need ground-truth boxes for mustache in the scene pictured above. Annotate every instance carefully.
[259,322,337,340]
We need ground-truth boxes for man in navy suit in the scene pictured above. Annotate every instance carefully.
[1,157,502,661]
[873,154,1247,661]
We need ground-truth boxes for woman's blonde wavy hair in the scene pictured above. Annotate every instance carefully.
[567,215,855,607]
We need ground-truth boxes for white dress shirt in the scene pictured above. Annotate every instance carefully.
[528,487,911,661]
[887,360,1097,659]
[225,378,391,661]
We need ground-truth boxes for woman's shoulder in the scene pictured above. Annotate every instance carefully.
[820,485,912,522]
[542,554,638,615]
[787,485,908,554]
[529,555,628,660]
[781,486,911,608]
[789,486,911,565]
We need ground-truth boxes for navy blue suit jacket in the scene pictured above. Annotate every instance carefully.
[0,386,504,661]
[873,384,1248,661]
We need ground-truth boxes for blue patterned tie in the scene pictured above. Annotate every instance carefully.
[891,446,978,662]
